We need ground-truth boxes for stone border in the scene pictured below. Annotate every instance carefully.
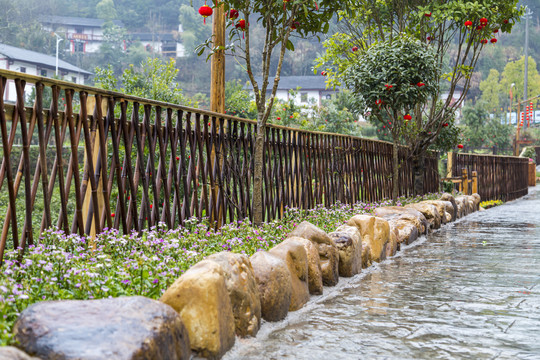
[4,193,481,360]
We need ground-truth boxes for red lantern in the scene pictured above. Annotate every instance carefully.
[321,71,327,76]
[199,3,213,25]
[352,46,358,52]
[385,84,393,90]
[481,39,488,44]
[476,25,483,30]
[404,114,412,121]
[417,82,425,87]
[490,38,497,43]
[236,19,246,30]
[493,28,499,33]
[424,12,432,17]
[480,17,488,25]
[442,123,449,127]
[464,20,473,27]
[291,20,299,30]
[229,9,239,20]
[427,36,432,41]
[503,19,509,24]
[457,144,464,149]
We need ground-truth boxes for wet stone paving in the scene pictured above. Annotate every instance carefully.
[225,187,540,360]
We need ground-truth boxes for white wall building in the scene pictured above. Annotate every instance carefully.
[0,43,92,103]
[253,76,339,107]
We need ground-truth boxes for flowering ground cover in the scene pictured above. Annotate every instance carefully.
[0,194,441,345]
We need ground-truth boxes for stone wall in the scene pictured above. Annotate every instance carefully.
[3,193,482,360]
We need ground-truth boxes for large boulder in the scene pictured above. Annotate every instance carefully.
[471,193,481,211]
[161,260,234,359]
[405,203,441,229]
[328,225,362,277]
[14,296,191,360]
[0,347,39,360]
[288,221,340,286]
[250,251,292,322]
[386,227,399,257]
[387,218,419,246]
[346,215,390,263]
[421,200,449,224]
[373,206,429,234]
[269,238,310,311]
[206,252,261,338]
[287,236,323,295]
[455,195,473,216]
[440,193,458,221]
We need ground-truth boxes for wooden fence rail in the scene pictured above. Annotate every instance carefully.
[0,69,440,263]
[448,152,529,201]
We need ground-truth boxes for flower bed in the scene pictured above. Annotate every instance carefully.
[0,193,441,345]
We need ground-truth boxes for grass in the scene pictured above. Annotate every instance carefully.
[0,193,442,346]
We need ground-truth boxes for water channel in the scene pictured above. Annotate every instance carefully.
[225,186,540,359]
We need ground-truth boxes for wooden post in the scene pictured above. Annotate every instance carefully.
[81,96,107,239]
[210,2,225,114]
[462,168,468,195]
[472,170,478,194]
[447,151,454,178]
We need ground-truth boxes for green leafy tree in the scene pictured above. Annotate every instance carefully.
[317,0,523,194]
[479,69,503,110]
[500,56,540,103]
[198,0,349,224]
[224,80,257,119]
[460,103,513,153]
[94,58,192,105]
[344,36,439,199]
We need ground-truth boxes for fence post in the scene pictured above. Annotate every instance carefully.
[472,170,478,194]
[447,151,454,178]
[462,168,468,195]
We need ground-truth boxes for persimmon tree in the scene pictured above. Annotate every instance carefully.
[317,0,523,195]
[344,36,439,200]
[198,0,348,224]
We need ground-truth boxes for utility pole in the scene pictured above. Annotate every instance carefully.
[523,6,532,102]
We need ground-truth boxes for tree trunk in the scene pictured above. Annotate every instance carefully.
[412,154,425,196]
[392,140,399,201]
[252,115,266,225]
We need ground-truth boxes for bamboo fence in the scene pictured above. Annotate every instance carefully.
[449,152,529,201]
[0,69,442,262]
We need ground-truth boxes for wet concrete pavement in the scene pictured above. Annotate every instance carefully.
[225,187,540,359]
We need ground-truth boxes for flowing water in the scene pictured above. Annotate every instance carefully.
[225,187,540,360]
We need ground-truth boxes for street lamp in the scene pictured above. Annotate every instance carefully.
[54,33,63,77]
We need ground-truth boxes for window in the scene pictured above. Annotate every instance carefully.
[72,77,77,84]
[19,67,26,73]
[41,70,47,77]
[326,94,332,100]
[300,92,308,103]
[74,40,84,53]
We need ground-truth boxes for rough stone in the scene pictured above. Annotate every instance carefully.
[160,260,234,359]
[347,215,390,263]
[0,347,39,360]
[287,236,323,295]
[440,193,458,221]
[422,200,449,224]
[250,251,292,322]
[269,238,310,311]
[455,195,473,216]
[471,193,481,211]
[14,296,191,360]
[388,218,419,245]
[206,252,261,338]
[405,203,441,229]
[373,206,429,234]
[328,225,362,277]
[445,212,452,223]
[386,227,399,257]
[288,221,339,286]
